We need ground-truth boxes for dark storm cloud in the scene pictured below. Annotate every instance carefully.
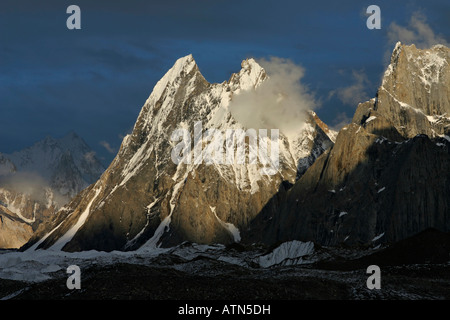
[1,0,448,164]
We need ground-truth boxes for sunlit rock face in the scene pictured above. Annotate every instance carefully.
[245,43,450,247]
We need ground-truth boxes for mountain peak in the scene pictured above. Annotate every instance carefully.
[228,57,266,91]
[240,57,261,70]
[167,54,197,76]
[26,54,336,252]
[352,42,450,142]
[41,135,57,145]
[146,54,201,106]
[171,54,196,73]
[308,111,338,142]
[384,42,449,81]
[5,133,105,197]
[63,130,80,140]
[380,43,449,116]
[58,131,90,152]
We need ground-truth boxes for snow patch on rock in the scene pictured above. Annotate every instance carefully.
[258,240,315,268]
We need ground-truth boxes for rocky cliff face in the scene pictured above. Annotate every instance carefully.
[0,185,59,249]
[245,43,450,246]
[0,207,33,249]
[353,42,450,140]
[25,55,336,252]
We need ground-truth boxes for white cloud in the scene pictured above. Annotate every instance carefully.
[387,12,449,49]
[99,141,116,154]
[0,172,67,206]
[83,151,97,164]
[228,57,318,137]
[329,70,371,107]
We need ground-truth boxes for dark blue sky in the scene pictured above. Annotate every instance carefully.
[1,0,449,165]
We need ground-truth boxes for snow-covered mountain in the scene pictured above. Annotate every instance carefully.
[6,132,105,199]
[25,55,336,252]
[0,132,105,248]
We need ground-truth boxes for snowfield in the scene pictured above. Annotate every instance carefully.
[0,240,316,286]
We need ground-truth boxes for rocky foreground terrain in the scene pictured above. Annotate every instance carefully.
[1,228,449,300]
